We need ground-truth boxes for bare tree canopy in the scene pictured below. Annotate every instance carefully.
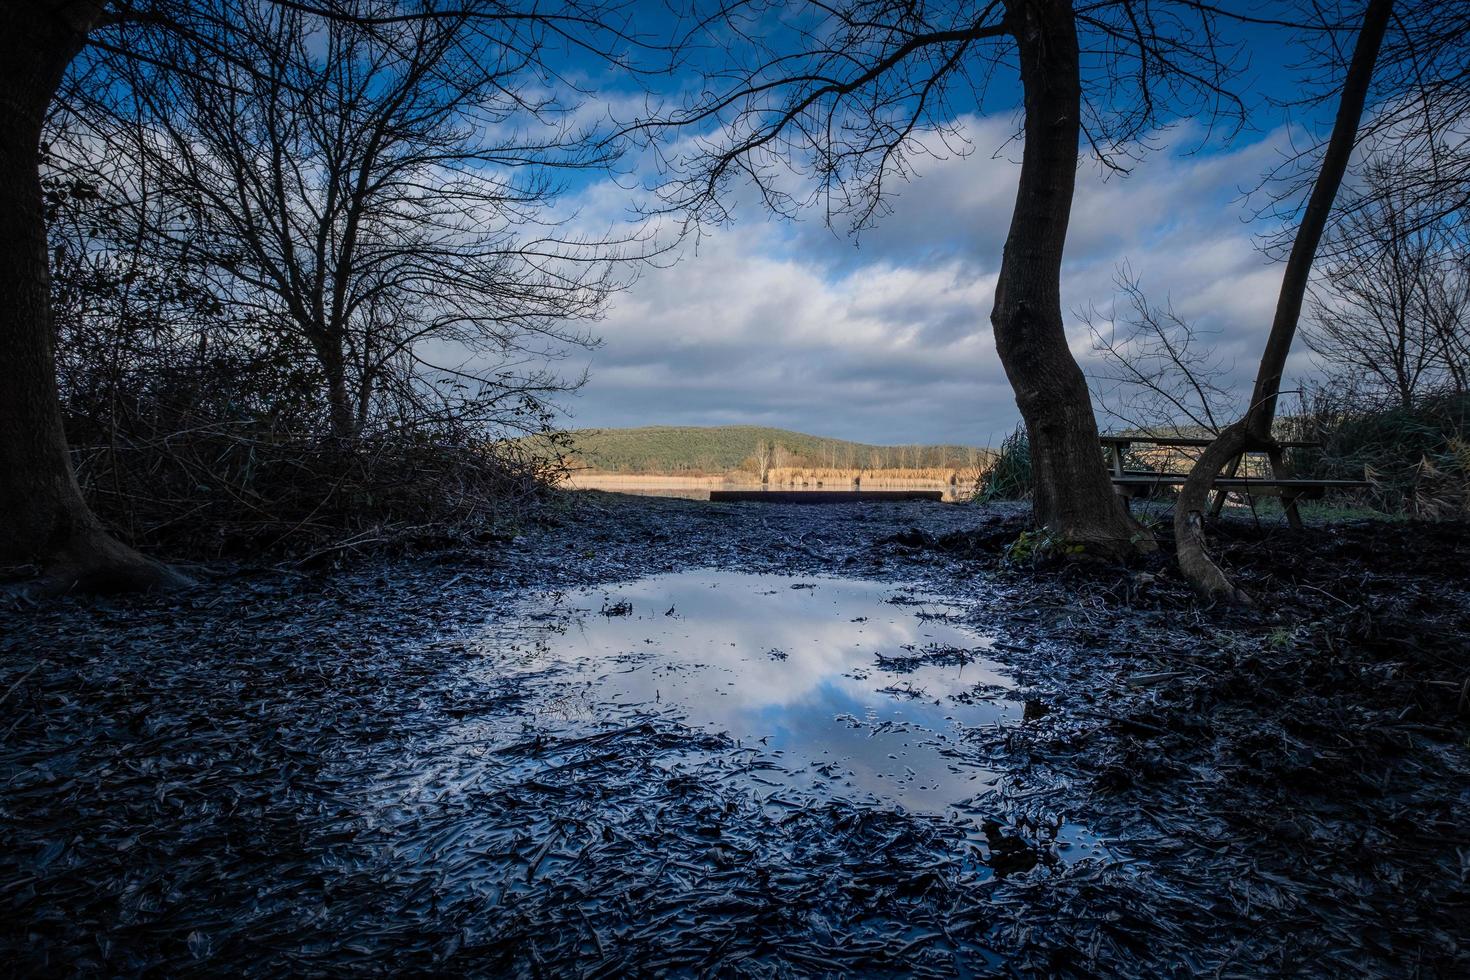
[53,0,642,442]
[1087,268,1236,436]
[638,0,1251,229]
[1254,1,1470,246]
[1304,161,1470,406]
[628,0,1270,556]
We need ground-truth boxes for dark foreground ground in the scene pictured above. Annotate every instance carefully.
[2,494,1467,977]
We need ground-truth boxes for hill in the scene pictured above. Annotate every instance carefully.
[557,425,990,475]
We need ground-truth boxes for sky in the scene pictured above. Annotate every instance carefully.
[522,4,1343,447]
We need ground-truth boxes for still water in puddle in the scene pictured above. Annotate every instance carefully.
[501,571,1022,820]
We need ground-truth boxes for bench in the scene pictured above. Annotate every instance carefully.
[1100,435,1369,528]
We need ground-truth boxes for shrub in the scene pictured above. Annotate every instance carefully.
[975,426,1032,502]
[1285,389,1470,518]
[60,341,568,563]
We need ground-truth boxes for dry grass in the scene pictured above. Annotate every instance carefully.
[560,472,734,487]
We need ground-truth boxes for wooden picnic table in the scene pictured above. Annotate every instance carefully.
[1098,435,1322,447]
[1099,433,1367,528]
[1110,473,1368,497]
[1098,434,1319,477]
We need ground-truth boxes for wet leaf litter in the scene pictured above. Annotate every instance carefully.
[2,494,1466,976]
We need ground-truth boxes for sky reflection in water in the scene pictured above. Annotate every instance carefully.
[512,570,1018,818]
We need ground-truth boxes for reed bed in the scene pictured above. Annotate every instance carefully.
[764,464,991,487]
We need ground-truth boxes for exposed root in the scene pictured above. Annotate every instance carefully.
[32,529,194,597]
[1040,511,1158,564]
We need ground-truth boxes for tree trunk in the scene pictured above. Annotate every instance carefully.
[326,361,358,443]
[0,2,189,593]
[992,0,1152,559]
[1241,0,1394,440]
[312,333,359,442]
[1174,0,1393,601]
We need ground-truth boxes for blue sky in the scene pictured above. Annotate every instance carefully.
[522,3,1351,446]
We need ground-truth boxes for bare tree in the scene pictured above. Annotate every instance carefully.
[637,0,1258,558]
[0,0,641,592]
[61,1,632,443]
[1304,162,1470,407]
[1086,269,1236,436]
[1174,0,1394,603]
[1333,2,1470,234]
[1248,2,1470,254]
[751,438,773,482]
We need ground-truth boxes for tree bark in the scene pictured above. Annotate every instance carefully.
[0,1,190,593]
[321,345,358,442]
[1173,0,1393,601]
[992,0,1152,559]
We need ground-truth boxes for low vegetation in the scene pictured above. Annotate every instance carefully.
[983,390,1470,522]
[975,427,1032,502]
[1286,390,1470,517]
[58,339,565,565]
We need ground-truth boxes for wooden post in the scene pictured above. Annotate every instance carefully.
[1267,446,1304,529]
[1209,453,1242,518]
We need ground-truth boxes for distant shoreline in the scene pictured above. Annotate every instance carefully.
[561,472,974,501]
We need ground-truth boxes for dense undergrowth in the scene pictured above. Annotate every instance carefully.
[58,349,567,566]
[71,424,558,564]
[1285,390,1470,517]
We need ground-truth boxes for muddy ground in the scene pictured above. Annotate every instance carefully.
[2,493,1467,977]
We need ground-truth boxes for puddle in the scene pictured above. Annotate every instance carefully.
[461,571,1105,857]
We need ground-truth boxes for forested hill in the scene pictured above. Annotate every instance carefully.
[559,426,990,474]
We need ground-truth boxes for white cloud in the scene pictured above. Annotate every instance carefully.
[546,116,1311,445]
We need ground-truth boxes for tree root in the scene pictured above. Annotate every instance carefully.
[30,528,194,597]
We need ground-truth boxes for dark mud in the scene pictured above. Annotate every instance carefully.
[2,493,1466,976]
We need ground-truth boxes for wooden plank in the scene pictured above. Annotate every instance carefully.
[1109,474,1367,500]
[709,489,945,503]
[1099,435,1321,449]
[1110,475,1368,487]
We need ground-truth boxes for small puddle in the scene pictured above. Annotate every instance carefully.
[513,570,1012,816]
[460,570,1107,866]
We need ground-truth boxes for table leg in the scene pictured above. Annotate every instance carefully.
[1268,447,1304,529]
[1209,453,1242,518]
